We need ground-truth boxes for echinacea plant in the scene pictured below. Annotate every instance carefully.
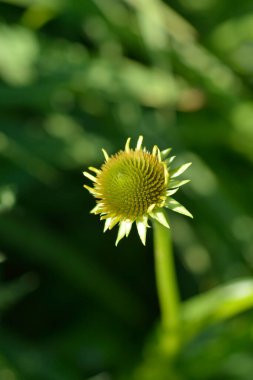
[83,136,192,246]
[83,136,192,354]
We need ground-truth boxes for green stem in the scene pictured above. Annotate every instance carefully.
[153,220,181,352]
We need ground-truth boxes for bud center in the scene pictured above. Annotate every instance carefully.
[95,151,167,219]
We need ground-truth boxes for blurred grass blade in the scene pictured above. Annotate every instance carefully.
[181,279,253,340]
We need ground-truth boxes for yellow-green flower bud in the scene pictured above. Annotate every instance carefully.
[83,136,192,245]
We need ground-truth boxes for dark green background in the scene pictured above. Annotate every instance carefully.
[1,0,253,379]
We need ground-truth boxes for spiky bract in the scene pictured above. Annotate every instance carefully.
[83,136,192,245]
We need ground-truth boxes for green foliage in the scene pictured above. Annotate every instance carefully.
[0,0,253,379]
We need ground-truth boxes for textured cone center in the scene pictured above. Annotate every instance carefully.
[95,150,167,219]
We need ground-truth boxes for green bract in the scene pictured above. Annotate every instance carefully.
[83,136,192,245]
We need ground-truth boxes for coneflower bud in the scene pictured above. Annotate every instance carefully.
[83,136,192,245]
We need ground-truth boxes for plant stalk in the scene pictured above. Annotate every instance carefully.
[153,220,181,353]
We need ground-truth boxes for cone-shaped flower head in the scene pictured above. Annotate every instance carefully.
[83,136,192,245]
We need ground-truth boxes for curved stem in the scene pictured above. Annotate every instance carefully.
[153,220,181,353]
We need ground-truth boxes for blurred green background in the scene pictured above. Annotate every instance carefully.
[1,0,253,379]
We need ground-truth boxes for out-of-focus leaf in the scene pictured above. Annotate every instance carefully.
[0,328,83,380]
[0,274,38,311]
[0,186,16,213]
[0,0,63,7]
[0,24,39,85]
[124,0,196,45]
[0,131,60,184]
[0,213,145,326]
[0,353,19,379]
[72,58,181,108]
[181,279,253,340]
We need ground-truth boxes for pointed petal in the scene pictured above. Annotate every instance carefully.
[124,220,132,237]
[163,164,169,185]
[161,148,172,159]
[150,209,170,229]
[90,204,102,214]
[166,188,179,196]
[165,155,176,165]
[157,148,161,162]
[109,217,120,230]
[165,198,193,218]
[143,215,149,227]
[136,135,143,150]
[169,179,190,189]
[103,218,112,232]
[102,148,109,161]
[125,137,131,152]
[102,216,120,229]
[170,162,192,178]
[136,218,147,245]
[100,214,111,220]
[83,185,96,195]
[83,171,97,182]
[89,166,101,174]
[115,221,128,246]
[152,145,158,156]
[147,203,156,213]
